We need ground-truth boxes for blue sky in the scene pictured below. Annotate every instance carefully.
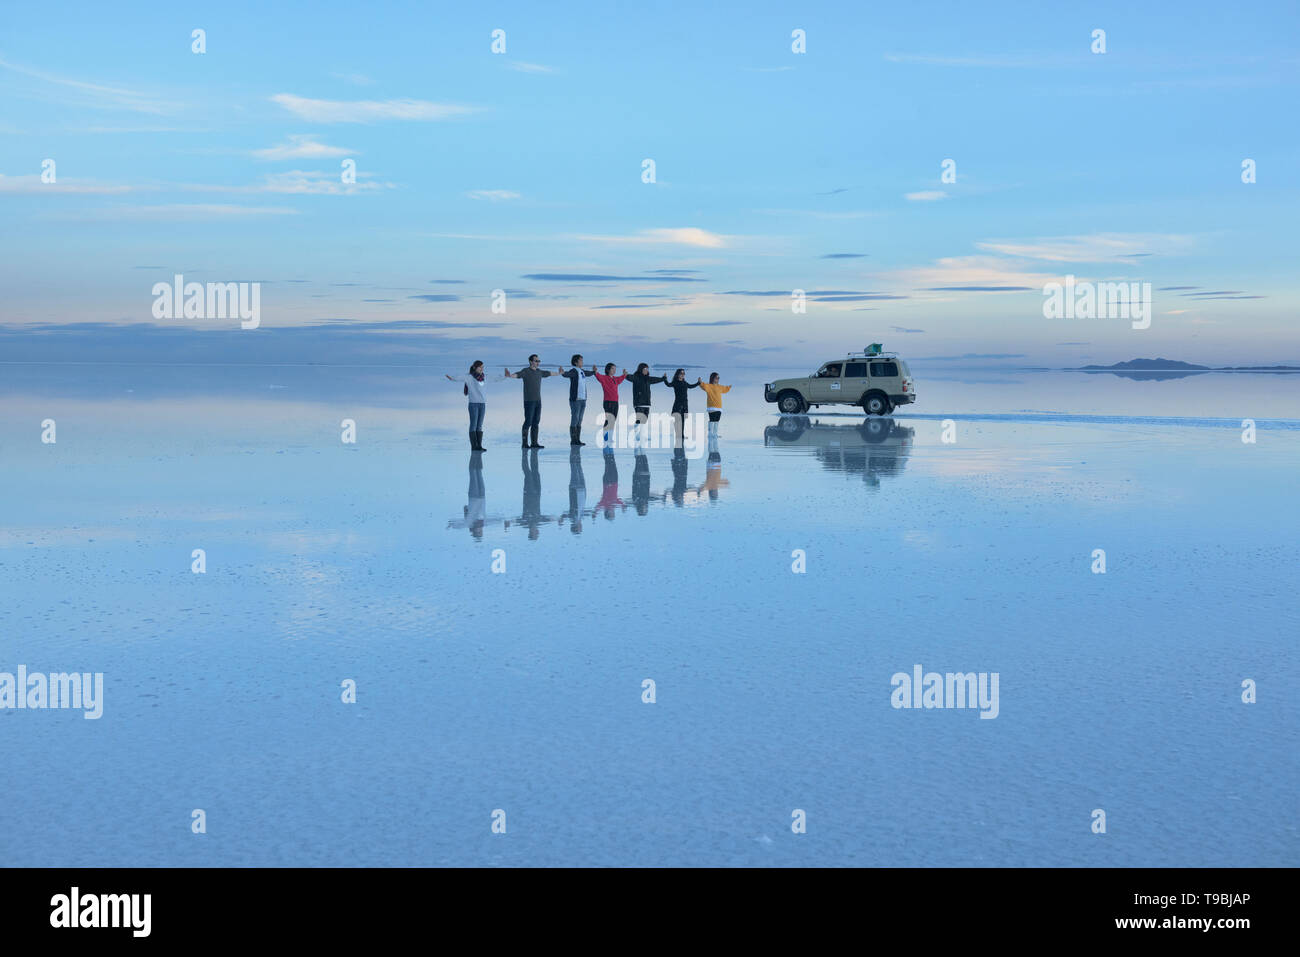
[2,0,1297,366]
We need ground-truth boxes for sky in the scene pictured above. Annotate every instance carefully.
[2,0,1298,367]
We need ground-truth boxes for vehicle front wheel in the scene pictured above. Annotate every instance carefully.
[777,391,806,414]
[863,393,891,415]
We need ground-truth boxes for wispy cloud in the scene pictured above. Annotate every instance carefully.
[467,189,520,201]
[884,52,1058,68]
[254,135,354,160]
[905,190,947,201]
[330,72,374,86]
[0,56,182,113]
[190,170,394,195]
[573,227,727,248]
[45,204,299,222]
[270,93,477,123]
[507,61,558,74]
[0,174,134,194]
[521,273,705,283]
[976,233,1196,262]
[820,253,867,259]
[884,255,1059,293]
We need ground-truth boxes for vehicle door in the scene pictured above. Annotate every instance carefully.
[808,361,844,402]
[843,360,870,405]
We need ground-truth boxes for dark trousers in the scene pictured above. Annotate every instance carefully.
[522,400,541,429]
[708,410,721,422]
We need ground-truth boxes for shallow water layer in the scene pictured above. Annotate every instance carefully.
[2,365,1296,866]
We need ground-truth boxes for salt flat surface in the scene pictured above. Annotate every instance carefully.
[1,366,1296,865]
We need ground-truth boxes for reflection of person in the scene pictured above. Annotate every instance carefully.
[445,360,493,450]
[560,354,597,447]
[663,369,701,448]
[505,355,558,449]
[697,444,729,501]
[562,447,586,534]
[505,448,553,540]
[667,446,689,507]
[465,449,486,538]
[631,452,651,515]
[594,447,625,519]
[592,363,628,446]
[627,363,667,446]
[698,372,732,438]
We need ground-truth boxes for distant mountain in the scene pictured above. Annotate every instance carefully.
[1077,358,1300,373]
[1080,358,1210,371]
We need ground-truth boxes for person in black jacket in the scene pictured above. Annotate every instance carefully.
[559,353,597,446]
[663,368,701,449]
[626,363,667,447]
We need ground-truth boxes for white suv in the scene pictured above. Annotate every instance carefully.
[764,349,917,415]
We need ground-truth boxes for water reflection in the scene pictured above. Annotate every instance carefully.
[446,450,504,539]
[453,442,731,538]
[764,417,913,486]
[505,448,556,539]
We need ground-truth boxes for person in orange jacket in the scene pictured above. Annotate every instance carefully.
[698,372,732,437]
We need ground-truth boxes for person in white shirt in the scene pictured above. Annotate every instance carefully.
[560,353,598,446]
[445,360,490,450]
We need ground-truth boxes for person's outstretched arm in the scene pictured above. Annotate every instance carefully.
[445,374,458,382]
[721,384,732,393]
[689,379,700,388]
[650,374,667,384]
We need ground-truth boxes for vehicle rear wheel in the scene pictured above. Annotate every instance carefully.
[777,391,806,414]
[863,392,890,415]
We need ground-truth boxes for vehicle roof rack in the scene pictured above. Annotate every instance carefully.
[845,350,900,359]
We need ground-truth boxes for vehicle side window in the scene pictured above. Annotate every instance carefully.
[870,362,899,377]
[818,363,842,378]
[845,362,868,377]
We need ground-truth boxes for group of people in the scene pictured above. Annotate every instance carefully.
[446,354,732,450]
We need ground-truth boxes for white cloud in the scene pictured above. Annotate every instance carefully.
[574,228,727,248]
[270,93,477,123]
[190,171,393,195]
[976,233,1196,263]
[882,255,1060,292]
[330,72,374,86]
[507,62,557,74]
[905,190,947,201]
[467,189,521,201]
[0,174,134,194]
[254,135,354,160]
[47,204,299,221]
[0,56,181,114]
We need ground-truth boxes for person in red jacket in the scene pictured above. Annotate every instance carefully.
[592,363,627,446]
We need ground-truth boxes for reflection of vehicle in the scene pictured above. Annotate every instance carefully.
[764,346,916,415]
[764,417,913,486]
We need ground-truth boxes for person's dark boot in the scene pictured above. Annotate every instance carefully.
[529,426,544,449]
[521,424,530,448]
[570,426,583,446]
[473,431,486,451]
[469,429,477,450]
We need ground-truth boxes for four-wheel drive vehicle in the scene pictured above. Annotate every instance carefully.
[765,349,916,415]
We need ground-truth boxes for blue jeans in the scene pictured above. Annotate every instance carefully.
[523,400,541,429]
[467,402,485,431]
[569,398,586,428]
